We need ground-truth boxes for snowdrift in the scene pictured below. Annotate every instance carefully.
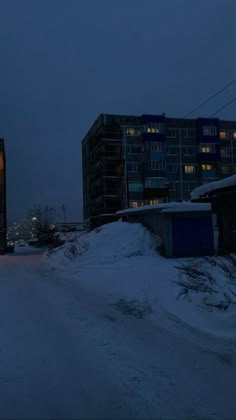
[44,221,236,338]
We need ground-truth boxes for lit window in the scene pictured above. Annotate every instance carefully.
[219,131,230,140]
[200,143,215,153]
[201,164,213,171]
[203,126,217,136]
[220,131,226,140]
[184,165,195,173]
[148,199,161,205]
[147,127,159,133]
[232,132,236,139]
[130,201,138,208]
[201,146,210,153]
[126,128,140,136]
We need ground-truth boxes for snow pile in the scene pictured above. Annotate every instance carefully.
[191,174,236,200]
[46,221,157,267]
[83,221,157,261]
[44,221,236,337]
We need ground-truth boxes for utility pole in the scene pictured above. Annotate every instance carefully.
[123,128,129,208]
[178,128,184,201]
[62,204,66,223]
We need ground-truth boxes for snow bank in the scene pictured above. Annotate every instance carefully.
[191,174,236,200]
[83,221,157,260]
[45,221,157,267]
[44,221,236,338]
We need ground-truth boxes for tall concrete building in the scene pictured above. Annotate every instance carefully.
[82,114,236,226]
[0,139,6,253]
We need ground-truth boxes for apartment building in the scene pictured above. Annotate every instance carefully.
[0,139,6,253]
[82,114,236,225]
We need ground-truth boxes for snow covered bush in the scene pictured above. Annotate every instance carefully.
[176,255,236,310]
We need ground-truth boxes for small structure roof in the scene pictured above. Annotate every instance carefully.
[191,175,236,200]
[117,202,211,216]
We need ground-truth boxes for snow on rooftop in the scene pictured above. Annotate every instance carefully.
[191,175,236,200]
[160,203,211,213]
[117,201,211,216]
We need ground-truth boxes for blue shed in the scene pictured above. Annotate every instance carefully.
[160,205,215,257]
[117,202,216,258]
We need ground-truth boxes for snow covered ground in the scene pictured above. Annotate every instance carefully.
[46,221,236,337]
[0,222,235,418]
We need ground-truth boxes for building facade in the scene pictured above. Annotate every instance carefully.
[82,114,236,225]
[0,139,6,253]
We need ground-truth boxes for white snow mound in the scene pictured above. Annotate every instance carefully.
[46,221,157,267]
[84,221,157,260]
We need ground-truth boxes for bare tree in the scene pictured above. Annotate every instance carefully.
[27,206,56,245]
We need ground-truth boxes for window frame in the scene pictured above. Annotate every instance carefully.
[184,165,196,174]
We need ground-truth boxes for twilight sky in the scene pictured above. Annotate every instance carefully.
[1,0,236,222]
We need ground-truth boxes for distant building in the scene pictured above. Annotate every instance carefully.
[0,139,6,253]
[82,114,236,226]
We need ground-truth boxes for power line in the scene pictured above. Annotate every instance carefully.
[183,77,236,118]
[209,96,236,117]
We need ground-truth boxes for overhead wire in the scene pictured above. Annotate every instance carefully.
[209,96,236,117]
[183,77,236,118]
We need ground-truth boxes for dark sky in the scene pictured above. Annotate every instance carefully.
[1,0,236,222]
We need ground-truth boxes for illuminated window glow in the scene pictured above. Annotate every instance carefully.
[147,127,159,133]
[200,143,215,153]
[201,164,213,171]
[148,199,161,205]
[126,128,141,136]
[184,165,195,173]
[219,131,231,140]
[201,146,211,153]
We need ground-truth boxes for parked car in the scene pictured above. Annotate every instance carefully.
[18,239,26,247]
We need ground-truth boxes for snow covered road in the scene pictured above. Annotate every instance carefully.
[0,251,235,419]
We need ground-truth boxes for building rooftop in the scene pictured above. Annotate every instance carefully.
[191,175,236,200]
[117,201,211,216]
